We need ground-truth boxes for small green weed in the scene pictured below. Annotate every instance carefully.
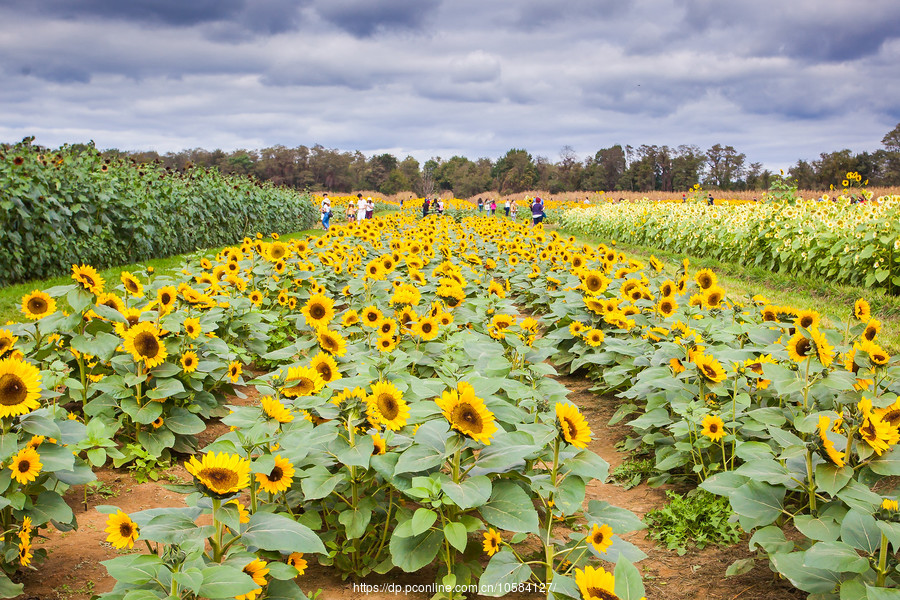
[611,457,656,490]
[121,443,174,484]
[645,489,741,555]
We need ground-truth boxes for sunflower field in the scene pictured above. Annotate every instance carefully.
[558,193,900,291]
[3,209,900,600]
[0,139,318,286]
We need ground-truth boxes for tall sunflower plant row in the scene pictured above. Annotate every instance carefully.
[514,240,900,598]
[2,216,650,600]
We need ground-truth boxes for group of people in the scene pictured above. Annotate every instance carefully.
[319,193,376,230]
[473,196,544,225]
[421,197,445,217]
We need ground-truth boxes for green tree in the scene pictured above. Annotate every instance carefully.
[704,144,746,190]
[492,149,537,194]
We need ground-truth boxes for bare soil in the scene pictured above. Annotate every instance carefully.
[14,371,803,600]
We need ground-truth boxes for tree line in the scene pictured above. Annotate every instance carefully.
[107,123,900,196]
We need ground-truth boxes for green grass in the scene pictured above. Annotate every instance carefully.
[0,229,321,324]
[560,228,900,353]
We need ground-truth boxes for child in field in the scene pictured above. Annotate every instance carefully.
[345,202,355,222]
[320,193,332,230]
[366,197,374,219]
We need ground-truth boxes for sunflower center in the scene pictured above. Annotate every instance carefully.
[199,467,239,489]
[422,322,433,334]
[268,466,284,482]
[709,423,719,433]
[586,587,618,600]
[796,338,812,357]
[702,364,717,378]
[377,395,398,419]
[17,459,31,473]
[27,297,48,314]
[82,275,96,288]
[119,522,134,538]
[800,316,813,328]
[0,374,26,406]
[134,332,161,359]
[161,292,173,305]
[451,404,483,433]
[125,280,138,292]
[310,305,326,319]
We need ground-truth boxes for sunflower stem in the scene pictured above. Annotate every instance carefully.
[805,449,817,515]
[211,498,224,562]
[545,438,560,584]
[877,532,889,587]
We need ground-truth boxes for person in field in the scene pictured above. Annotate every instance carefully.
[490,199,497,215]
[356,193,366,221]
[422,198,430,218]
[366,197,374,219]
[477,198,484,212]
[504,198,511,217]
[345,201,355,222]
[320,193,332,230]
[510,198,519,220]
[531,196,544,226]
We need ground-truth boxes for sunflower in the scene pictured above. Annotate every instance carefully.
[863,319,881,342]
[0,330,17,359]
[862,341,890,367]
[237,558,269,600]
[180,351,199,373]
[817,415,846,467]
[810,328,835,367]
[584,328,605,347]
[854,298,871,321]
[71,264,104,294]
[794,310,820,330]
[657,297,678,317]
[310,352,341,385]
[367,380,410,431]
[228,361,242,383]
[670,357,685,374]
[261,396,294,423]
[21,290,56,320]
[18,540,33,566]
[121,322,167,368]
[282,366,325,397]
[120,271,144,297]
[156,286,178,312]
[341,309,361,327]
[584,296,606,315]
[0,357,42,418]
[361,305,384,328]
[301,293,335,329]
[743,354,775,389]
[183,317,202,339]
[316,328,347,357]
[482,528,502,556]
[372,432,387,455]
[703,285,725,309]
[288,552,307,576]
[875,397,900,431]
[376,335,398,353]
[185,451,251,497]
[587,523,614,554]
[378,318,398,337]
[575,565,618,600]
[248,290,264,306]
[9,447,42,484]
[700,414,726,442]
[692,353,726,383]
[413,316,440,341]
[695,268,717,290]
[556,402,592,448]
[786,332,813,363]
[858,398,900,456]
[569,322,585,337]
[255,454,295,494]
[104,510,139,549]
[434,381,497,444]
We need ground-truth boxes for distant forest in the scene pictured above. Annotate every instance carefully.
[105,123,900,197]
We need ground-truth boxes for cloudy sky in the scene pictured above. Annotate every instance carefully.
[1,0,899,169]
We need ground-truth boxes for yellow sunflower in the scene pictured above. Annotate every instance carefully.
[575,565,617,600]
[435,382,498,445]
[692,353,726,383]
[413,316,440,341]
[21,290,56,320]
[694,268,716,290]
[316,328,347,357]
[657,297,678,317]
[236,558,269,600]
[104,510,139,549]
[0,330,17,358]
[361,305,384,328]
[156,286,178,312]
[817,415,846,467]
[18,540,33,566]
[854,298,871,321]
[255,454,295,494]
[9,447,42,484]
[794,309,820,330]
[482,528,502,556]
[0,357,42,418]
[180,351,199,373]
[120,271,144,297]
[376,335,398,353]
[858,398,900,456]
[556,402,592,448]
[341,309,360,327]
[228,361,242,383]
[703,285,725,309]
[587,523,614,554]
[122,322,167,368]
[863,319,881,343]
[288,552,307,576]
[182,317,201,339]
[372,432,387,455]
[700,414,726,442]
[301,293,335,329]
[310,352,342,384]
[185,451,251,497]
[282,366,325,397]
[786,332,813,363]
[366,380,410,431]
[71,264,104,294]
[261,396,294,423]
[584,328,605,347]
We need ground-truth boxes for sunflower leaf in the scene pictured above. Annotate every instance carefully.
[242,511,325,554]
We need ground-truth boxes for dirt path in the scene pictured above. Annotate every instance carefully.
[15,370,801,600]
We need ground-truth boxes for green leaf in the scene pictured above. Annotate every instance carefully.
[300,466,343,500]
[585,500,646,534]
[242,511,326,554]
[555,475,586,516]
[394,443,444,475]
[815,463,853,496]
[389,528,443,572]
[444,521,467,553]
[198,565,259,599]
[478,550,532,597]
[867,586,900,600]
[164,407,205,435]
[613,555,645,600]
[337,503,373,540]
[793,515,841,542]
[480,481,539,533]
[840,509,881,553]
[336,436,374,469]
[725,558,756,577]
[770,551,841,593]
[869,446,900,476]
[803,541,870,573]
[442,475,491,509]
[411,508,437,536]
[472,431,539,473]
[876,520,900,551]
[564,449,609,481]
[101,554,165,585]
[30,490,74,526]
[140,513,206,545]
[729,480,785,529]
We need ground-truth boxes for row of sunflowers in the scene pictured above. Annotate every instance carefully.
[558,191,900,291]
[1,216,649,600]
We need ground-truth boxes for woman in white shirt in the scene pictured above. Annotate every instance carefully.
[356,194,367,221]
